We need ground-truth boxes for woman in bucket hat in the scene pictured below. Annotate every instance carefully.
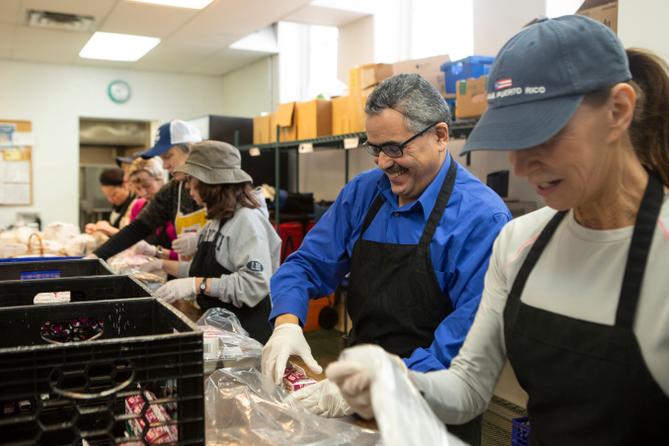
[325,15,669,444]
[153,140,281,343]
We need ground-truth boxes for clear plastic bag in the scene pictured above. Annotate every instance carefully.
[336,346,469,446]
[196,308,263,370]
[205,368,380,445]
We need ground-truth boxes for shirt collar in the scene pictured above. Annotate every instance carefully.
[376,153,452,220]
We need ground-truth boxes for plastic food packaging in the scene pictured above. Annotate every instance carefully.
[125,390,178,444]
[204,368,380,445]
[283,362,317,392]
[335,346,470,446]
[197,308,264,372]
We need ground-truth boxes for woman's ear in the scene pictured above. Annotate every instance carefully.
[607,83,636,143]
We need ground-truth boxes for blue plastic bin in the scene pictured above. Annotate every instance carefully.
[511,416,530,446]
[440,55,495,95]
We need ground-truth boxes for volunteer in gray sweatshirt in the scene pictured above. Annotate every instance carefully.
[152,141,281,343]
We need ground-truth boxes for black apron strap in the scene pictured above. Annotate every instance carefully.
[615,172,664,329]
[505,210,567,330]
[360,194,385,235]
[419,158,458,249]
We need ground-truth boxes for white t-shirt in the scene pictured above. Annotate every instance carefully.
[410,196,669,424]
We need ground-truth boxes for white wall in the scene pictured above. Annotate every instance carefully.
[618,0,669,61]
[0,59,226,227]
[296,15,376,202]
[219,56,278,117]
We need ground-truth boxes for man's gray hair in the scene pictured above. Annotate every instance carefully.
[365,73,451,133]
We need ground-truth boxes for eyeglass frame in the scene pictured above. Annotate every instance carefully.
[362,122,440,158]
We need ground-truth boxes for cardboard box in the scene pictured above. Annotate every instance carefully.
[455,76,488,120]
[296,99,332,140]
[577,0,617,33]
[359,63,393,90]
[253,115,271,144]
[269,102,297,143]
[331,94,367,135]
[392,54,450,76]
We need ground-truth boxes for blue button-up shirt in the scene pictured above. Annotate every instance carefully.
[270,155,511,371]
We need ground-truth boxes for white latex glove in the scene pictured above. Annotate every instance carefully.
[154,278,196,303]
[138,257,163,273]
[326,346,407,420]
[134,240,157,257]
[287,379,352,418]
[172,232,199,257]
[261,323,323,385]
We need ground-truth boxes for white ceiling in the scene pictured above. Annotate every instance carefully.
[0,0,355,76]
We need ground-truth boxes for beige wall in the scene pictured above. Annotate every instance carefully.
[0,59,227,227]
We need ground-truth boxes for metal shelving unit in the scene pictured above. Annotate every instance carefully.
[238,120,477,225]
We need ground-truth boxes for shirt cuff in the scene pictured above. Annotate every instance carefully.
[177,261,191,278]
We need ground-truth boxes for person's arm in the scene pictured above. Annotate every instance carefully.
[406,228,512,424]
[162,259,190,278]
[268,179,363,325]
[93,183,175,260]
[404,211,511,371]
[204,212,276,308]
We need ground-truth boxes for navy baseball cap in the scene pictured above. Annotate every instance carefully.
[462,15,632,154]
[140,119,202,159]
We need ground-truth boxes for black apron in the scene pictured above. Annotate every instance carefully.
[504,172,669,445]
[110,193,134,228]
[189,222,272,344]
[346,159,457,356]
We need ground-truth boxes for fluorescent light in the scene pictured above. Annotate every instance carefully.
[79,32,160,62]
[127,0,214,9]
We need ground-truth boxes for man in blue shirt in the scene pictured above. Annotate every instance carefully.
[262,74,510,442]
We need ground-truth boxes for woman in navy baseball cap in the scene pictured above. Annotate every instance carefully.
[327,15,669,445]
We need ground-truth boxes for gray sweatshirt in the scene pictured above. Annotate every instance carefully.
[178,191,281,308]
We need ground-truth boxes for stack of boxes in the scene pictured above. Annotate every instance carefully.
[252,53,498,144]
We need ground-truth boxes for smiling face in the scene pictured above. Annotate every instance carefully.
[365,108,448,206]
[507,99,623,211]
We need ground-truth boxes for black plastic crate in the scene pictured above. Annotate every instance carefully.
[0,298,204,445]
[0,275,152,307]
[0,259,114,281]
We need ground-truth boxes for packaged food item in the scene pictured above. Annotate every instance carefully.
[283,363,317,392]
[125,390,177,444]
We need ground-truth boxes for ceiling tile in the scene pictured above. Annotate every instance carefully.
[185,48,265,75]
[0,0,21,25]
[12,26,91,64]
[283,5,368,27]
[132,43,217,72]
[99,1,199,38]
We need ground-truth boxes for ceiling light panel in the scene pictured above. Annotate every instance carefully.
[79,32,160,61]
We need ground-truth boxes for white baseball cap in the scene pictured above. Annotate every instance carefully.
[141,119,202,159]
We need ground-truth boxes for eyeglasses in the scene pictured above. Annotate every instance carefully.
[362,122,438,158]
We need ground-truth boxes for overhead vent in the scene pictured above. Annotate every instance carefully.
[26,9,95,33]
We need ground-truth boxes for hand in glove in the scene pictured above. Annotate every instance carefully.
[287,379,352,418]
[134,240,157,257]
[326,345,407,420]
[261,323,322,385]
[84,223,97,234]
[154,278,196,303]
[138,257,163,273]
[172,232,199,257]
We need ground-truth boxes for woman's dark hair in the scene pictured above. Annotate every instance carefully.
[195,181,260,221]
[585,48,669,186]
[99,167,125,187]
